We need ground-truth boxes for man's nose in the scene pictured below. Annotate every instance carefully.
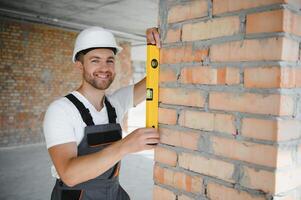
[98,62,110,71]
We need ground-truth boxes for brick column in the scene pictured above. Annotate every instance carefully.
[154,1,301,200]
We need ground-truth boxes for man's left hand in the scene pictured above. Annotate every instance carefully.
[146,27,160,48]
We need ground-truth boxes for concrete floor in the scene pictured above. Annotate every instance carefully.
[0,98,151,200]
[0,143,154,200]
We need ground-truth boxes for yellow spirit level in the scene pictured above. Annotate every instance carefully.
[146,44,160,129]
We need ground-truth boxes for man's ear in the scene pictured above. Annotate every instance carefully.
[74,60,83,71]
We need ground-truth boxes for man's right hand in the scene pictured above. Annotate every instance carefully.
[48,128,159,186]
[120,128,160,155]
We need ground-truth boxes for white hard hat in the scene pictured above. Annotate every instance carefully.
[72,26,123,63]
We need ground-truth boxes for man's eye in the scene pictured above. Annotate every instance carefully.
[107,60,114,64]
[92,60,99,63]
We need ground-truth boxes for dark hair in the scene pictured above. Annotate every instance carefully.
[75,47,117,63]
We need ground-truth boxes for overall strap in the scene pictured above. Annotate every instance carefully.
[65,94,95,126]
[66,94,117,125]
[104,97,117,123]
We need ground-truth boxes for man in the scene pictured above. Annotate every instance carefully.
[43,26,160,199]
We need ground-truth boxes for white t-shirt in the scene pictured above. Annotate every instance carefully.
[43,85,134,148]
[43,85,134,177]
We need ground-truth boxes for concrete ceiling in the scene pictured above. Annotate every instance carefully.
[0,0,159,44]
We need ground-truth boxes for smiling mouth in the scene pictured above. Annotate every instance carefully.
[94,73,110,79]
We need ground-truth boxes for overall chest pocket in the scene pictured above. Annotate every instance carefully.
[85,123,122,147]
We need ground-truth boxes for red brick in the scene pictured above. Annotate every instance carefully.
[210,37,299,62]
[153,165,203,193]
[246,10,284,34]
[159,87,206,107]
[242,118,301,141]
[178,194,194,200]
[280,67,301,88]
[211,136,293,168]
[240,166,276,194]
[17,112,31,121]
[173,171,203,193]
[214,113,236,134]
[180,66,217,85]
[241,166,301,194]
[164,167,175,186]
[160,45,209,64]
[168,0,208,23]
[207,182,265,200]
[209,92,294,116]
[178,152,235,182]
[159,67,177,83]
[180,66,239,85]
[287,9,301,36]
[244,66,280,88]
[0,19,81,146]
[159,127,200,150]
[153,185,176,200]
[217,67,240,85]
[182,16,240,41]
[158,107,177,125]
[154,165,166,184]
[154,146,177,166]
[212,0,285,15]
[113,41,133,92]
[246,9,301,37]
[179,110,236,134]
[165,28,181,43]
[241,118,278,141]
[243,66,301,88]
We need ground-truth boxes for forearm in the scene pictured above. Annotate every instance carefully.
[134,77,146,106]
[60,140,125,186]
[51,127,159,187]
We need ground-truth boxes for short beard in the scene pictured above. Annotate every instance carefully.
[83,69,114,90]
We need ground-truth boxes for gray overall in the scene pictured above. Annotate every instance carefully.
[50,94,130,200]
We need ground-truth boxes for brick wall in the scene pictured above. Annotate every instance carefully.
[107,41,133,93]
[155,1,301,200]
[0,18,132,147]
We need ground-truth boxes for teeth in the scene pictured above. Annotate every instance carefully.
[95,73,109,78]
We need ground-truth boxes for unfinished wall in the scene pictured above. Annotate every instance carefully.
[154,0,301,199]
[0,18,132,147]
[107,41,133,93]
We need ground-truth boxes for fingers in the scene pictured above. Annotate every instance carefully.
[146,28,155,44]
[137,128,159,146]
[147,34,155,45]
[143,130,160,147]
[143,132,160,139]
[123,127,160,153]
[146,138,160,145]
[146,27,161,48]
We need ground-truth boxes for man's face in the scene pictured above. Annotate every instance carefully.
[80,48,116,90]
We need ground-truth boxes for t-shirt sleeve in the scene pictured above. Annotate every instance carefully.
[108,85,134,121]
[43,100,77,149]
